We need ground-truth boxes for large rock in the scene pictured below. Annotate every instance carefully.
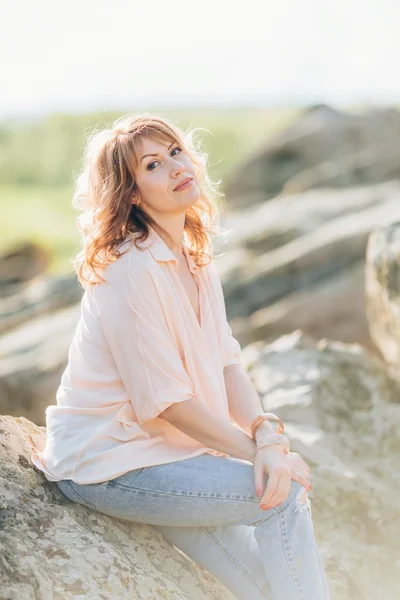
[2,331,399,599]
[0,274,82,335]
[232,261,370,349]
[225,104,400,208]
[216,181,400,353]
[366,221,400,371]
[0,303,81,425]
[0,241,50,290]
[0,415,233,599]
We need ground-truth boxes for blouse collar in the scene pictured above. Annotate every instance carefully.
[137,225,198,274]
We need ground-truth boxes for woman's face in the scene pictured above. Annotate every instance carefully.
[132,136,200,215]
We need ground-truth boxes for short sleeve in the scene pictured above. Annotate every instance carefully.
[224,321,242,367]
[93,254,196,425]
[207,261,242,368]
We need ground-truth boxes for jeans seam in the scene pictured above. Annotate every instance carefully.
[105,482,256,501]
[65,480,96,510]
[202,526,271,599]
[278,508,306,600]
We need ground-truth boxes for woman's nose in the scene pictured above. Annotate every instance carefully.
[171,165,184,178]
[171,156,185,172]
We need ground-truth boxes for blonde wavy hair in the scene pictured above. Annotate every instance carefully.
[71,113,227,289]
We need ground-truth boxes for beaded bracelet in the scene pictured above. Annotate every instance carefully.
[256,432,290,455]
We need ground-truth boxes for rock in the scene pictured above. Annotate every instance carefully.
[225,104,400,208]
[0,303,81,424]
[241,331,400,600]
[0,415,233,599]
[4,330,400,599]
[366,221,400,370]
[231,260,372,351]
[0,274,83,335]
[0,241,50,290]
[219,180,400,262]
[214,182,400,352]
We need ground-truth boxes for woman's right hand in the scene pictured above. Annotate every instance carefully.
[254,446,312,510]
[254,445,292,510]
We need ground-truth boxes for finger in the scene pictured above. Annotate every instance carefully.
[300,461,311,475]
[261,473,283,509]
[254,462,266,497]
[290,455,311,475]
[299,458,311,475]
[290,453,311,475]
[261,474,291,510]
[291,470,311,489]
[291,469,309,481]
[261,468,291,508]
[260,471,279,507]
[288,457,310,477]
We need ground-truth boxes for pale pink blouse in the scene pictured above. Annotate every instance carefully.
[30,225,242,484]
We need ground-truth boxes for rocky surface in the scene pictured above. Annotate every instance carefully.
[0,415,233,600]
[225,104,400,207]
[0,238,83,424]
[2,330,400,599]
[216,180,400,353]
[0,303,81,425]
[366,221,400,371]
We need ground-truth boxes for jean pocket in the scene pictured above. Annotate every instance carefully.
[57,479,98,510]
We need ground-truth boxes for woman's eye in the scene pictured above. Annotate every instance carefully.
[147,147,182,171]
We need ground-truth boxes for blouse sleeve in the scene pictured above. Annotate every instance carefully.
[224,321,242,367]
[93,255,196,425]
[208,260,242,368]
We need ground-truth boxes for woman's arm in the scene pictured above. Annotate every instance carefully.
[223,363,277,441]
[206,262,276,441]
[160,364,278,463]
[160,396,259,463]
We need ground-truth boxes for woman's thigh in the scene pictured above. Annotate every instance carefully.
[57,454,308,528]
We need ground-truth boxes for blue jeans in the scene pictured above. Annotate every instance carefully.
[56,454,330,600]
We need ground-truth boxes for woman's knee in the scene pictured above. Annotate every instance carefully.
[231,462,309,512]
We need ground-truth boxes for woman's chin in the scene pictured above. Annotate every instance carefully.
[181,186,200,204]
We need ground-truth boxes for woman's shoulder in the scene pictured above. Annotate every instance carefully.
[90,234,153,301]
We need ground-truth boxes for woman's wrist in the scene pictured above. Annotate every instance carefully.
[253,417,290,455]
[254,420,275,441]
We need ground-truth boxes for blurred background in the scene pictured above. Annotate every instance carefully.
[2,0,400,272]
[2,2,400,599]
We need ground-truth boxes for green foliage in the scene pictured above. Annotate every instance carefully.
[0,107,300,188]
[0,184,78,275]
[0,106,301,274]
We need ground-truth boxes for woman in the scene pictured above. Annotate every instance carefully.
[30,114,330,599]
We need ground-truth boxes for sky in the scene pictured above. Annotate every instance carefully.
[1,0,400,119]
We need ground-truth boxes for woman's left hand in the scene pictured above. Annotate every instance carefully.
[285,451,312,491]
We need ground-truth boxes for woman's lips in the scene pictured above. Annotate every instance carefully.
[173,177,193,191]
